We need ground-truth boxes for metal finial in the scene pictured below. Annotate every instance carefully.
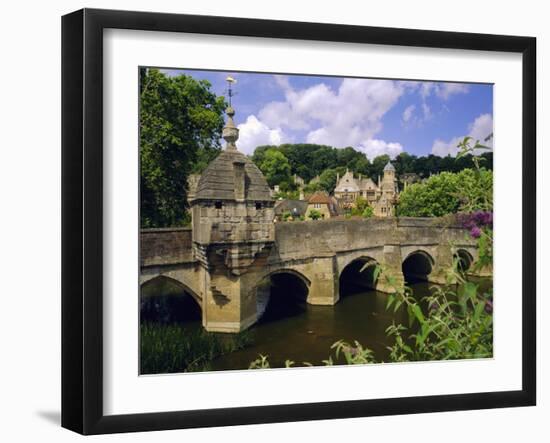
[226,76,237,107]
[222,76,239,151]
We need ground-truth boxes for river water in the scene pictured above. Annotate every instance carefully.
[142,276,492,372]
[210,282,427,370]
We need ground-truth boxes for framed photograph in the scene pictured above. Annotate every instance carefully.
[62,8,536,435]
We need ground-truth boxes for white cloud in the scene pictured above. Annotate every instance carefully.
[416,82,469,101]
[236,115,288,154]
[358,139,403,159]
[436,83,470,100]
[468,113,494,144]
[402,105,415,123]
[431,113,493,157]
[260,77,404,151]
[420,82,433,99]
[231,77,475,157]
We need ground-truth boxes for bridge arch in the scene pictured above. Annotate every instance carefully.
[140,272,201,305]
[339,256,379,295]
[255,269,310,323]
[263,268,312,288]
[140,275,202,324]
[402,250,435,282]
[454,249,474,272]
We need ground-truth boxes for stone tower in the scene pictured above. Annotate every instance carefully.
[374,161,398,217]
[189,102,275,332]
[381,161,398,195]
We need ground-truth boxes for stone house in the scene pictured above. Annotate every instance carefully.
[334,169,378,209]
[306,191,339,219]
[333,162,399,217]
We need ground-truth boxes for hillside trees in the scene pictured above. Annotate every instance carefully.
[257,149,292,187]
[140,68,226,228]
[251,143,492,191]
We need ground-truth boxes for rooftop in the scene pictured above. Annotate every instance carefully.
[194,150,272,201]
[308,191,333,204]
[384,161,396,171]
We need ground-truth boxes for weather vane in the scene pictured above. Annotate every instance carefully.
[225,76,237,107]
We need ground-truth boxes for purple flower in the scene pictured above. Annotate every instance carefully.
[470,226,482,238]
[458,211,493,238]
[473,211,493,227]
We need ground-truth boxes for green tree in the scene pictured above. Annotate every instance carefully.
[350,196,370,216]
[362,206,374,218]
[250,144,492,189]
[318,168,346,193]
[258,149,292,187]
[140,68,226,228]
[397,168,493,217]
[308,209,322,220]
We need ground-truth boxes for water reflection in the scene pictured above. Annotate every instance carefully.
[210,283,421,371]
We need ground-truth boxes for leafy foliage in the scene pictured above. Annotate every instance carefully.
[382,265,493,362]
[349,196,372,217]
[362,206,374,218]
[397,168,493,217]
[140,323,252,374]
[307,209,322,220]
[257,149,292,187]
[140,68,226,228]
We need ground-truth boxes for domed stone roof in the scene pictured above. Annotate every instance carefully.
[194,100,272,202]
[384,161,395,172]
[194,149,272,201]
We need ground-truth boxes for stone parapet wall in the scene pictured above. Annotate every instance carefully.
[274,216,475,261]
[140,227,194,267]
[140,217,475,268]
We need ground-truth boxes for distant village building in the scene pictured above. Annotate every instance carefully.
[270,184,281,198]
[274,199,308,221]
[373,161,398,216]
[333,162,399,217]
[293,174,305,187]
[334,169,378,208]
[401,172,421,188]
[306,191,339,219]
[309,175,321,185]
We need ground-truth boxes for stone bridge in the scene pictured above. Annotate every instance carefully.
[140,217,479,333]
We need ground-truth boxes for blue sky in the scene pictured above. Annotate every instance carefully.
[161,68,493,158]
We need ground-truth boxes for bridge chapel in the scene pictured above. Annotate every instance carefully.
[186,103,276,332]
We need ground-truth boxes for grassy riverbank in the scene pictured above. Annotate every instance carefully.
[140,322,253,374]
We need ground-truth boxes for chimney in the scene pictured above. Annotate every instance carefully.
[336,172,340,183]
[299,189,304,201]
[233,160,245,201]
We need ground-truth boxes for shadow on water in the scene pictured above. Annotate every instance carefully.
[210,268,423,370]
[258,273,308,325]
[140,276,201,325]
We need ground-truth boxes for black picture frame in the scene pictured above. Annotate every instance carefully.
[62,8,536,435]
